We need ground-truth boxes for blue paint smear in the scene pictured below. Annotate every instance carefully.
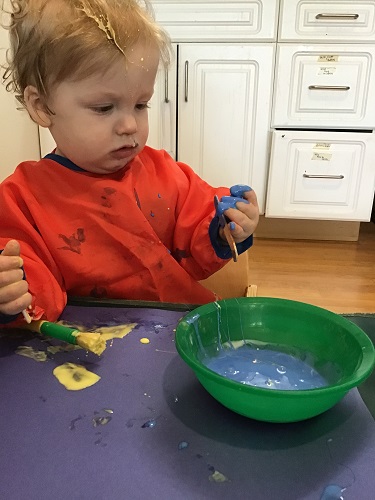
[320,484,344,499]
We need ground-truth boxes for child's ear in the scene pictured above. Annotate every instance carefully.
[24,86,52,127]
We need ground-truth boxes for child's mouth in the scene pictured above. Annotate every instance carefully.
[111,145,137,159]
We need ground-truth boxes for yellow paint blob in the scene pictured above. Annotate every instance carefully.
[209,470,230,483]
[96,323,137,341]
[53,363,101,391]
[140,338,150,344]
[59,322,137,343]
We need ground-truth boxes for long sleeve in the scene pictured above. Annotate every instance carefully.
[0,148,247,322]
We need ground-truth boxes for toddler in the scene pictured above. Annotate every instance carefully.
[0,0,259,324]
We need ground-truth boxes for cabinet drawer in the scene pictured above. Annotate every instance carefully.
[266,130,375,221]
[279,0,375,42]
[272,44,375,129]
[152,0,279,41]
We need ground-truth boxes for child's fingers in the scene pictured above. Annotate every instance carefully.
[0,268,24,287]
[0,240,23,271]
[2,239,21,257]
[0,292,32,316]
[0,280,30,316]
[242,188,258,208]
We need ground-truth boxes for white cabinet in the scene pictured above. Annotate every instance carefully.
[146,45,177,157]
[153,0,279,42]
[0,21,40,181]
[272,44,375,129]
[278,0,375,43]
[39,127,55,157]
[266,0,375,221]
[177,44,274,212]
[149,0,278,214]
[267,130,375,220]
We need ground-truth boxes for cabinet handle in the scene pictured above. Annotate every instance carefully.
[184,61,189,102]
[308,85,350,91]
[164,70,169,103]
[315,13,359,20]
[303,174,345,180]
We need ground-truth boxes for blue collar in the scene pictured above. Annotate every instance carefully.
[44,153,86,172]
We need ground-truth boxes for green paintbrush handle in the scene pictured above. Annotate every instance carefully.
[38,321,78,344]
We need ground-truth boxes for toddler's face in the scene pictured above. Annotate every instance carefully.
[46,42,159,174]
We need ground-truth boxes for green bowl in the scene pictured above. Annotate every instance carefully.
[175,297,375,423]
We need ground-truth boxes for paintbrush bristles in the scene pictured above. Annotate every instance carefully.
[74,332,107,356]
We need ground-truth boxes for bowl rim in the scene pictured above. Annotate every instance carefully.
[175,297,375,397]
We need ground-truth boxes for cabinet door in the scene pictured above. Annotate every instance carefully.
[272,44,375,129]
[177,43,275,213]
[153,0,279,42]
[147,44,177,158]
[279,0,375,43]
[0,24,40,181]
[266,130,375,221]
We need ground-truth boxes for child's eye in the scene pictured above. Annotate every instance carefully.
[90,105,114,114]
[136,102,150,111]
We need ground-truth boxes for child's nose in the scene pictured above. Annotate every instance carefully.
[115,113,137,135]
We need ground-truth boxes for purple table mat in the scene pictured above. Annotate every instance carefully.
[0,305,374,500]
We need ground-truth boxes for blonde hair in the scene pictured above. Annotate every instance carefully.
[2,0,171,108]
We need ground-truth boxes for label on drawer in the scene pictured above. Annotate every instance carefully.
[311,152,332,161]
[313,143,331,150]
[318,66,336,76]
[318,55,339,63]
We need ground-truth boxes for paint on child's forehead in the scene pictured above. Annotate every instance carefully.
[78,0,125,56]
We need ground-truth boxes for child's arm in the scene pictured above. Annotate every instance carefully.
[170,160,259,280]
[0,240,31,319]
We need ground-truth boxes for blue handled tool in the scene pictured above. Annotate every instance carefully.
[214,185,251,262]
[214,195,238,262]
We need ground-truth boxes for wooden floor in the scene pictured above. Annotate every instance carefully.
[248,222,375,314]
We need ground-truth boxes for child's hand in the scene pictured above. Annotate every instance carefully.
[217,185,259,244]
[0,240,32,316]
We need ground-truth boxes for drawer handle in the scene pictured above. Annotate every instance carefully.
[308,85,350,91]
[184,61,189,102]
[303,174,345,180]
[164,70,169,103]
[315,13,359,20]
